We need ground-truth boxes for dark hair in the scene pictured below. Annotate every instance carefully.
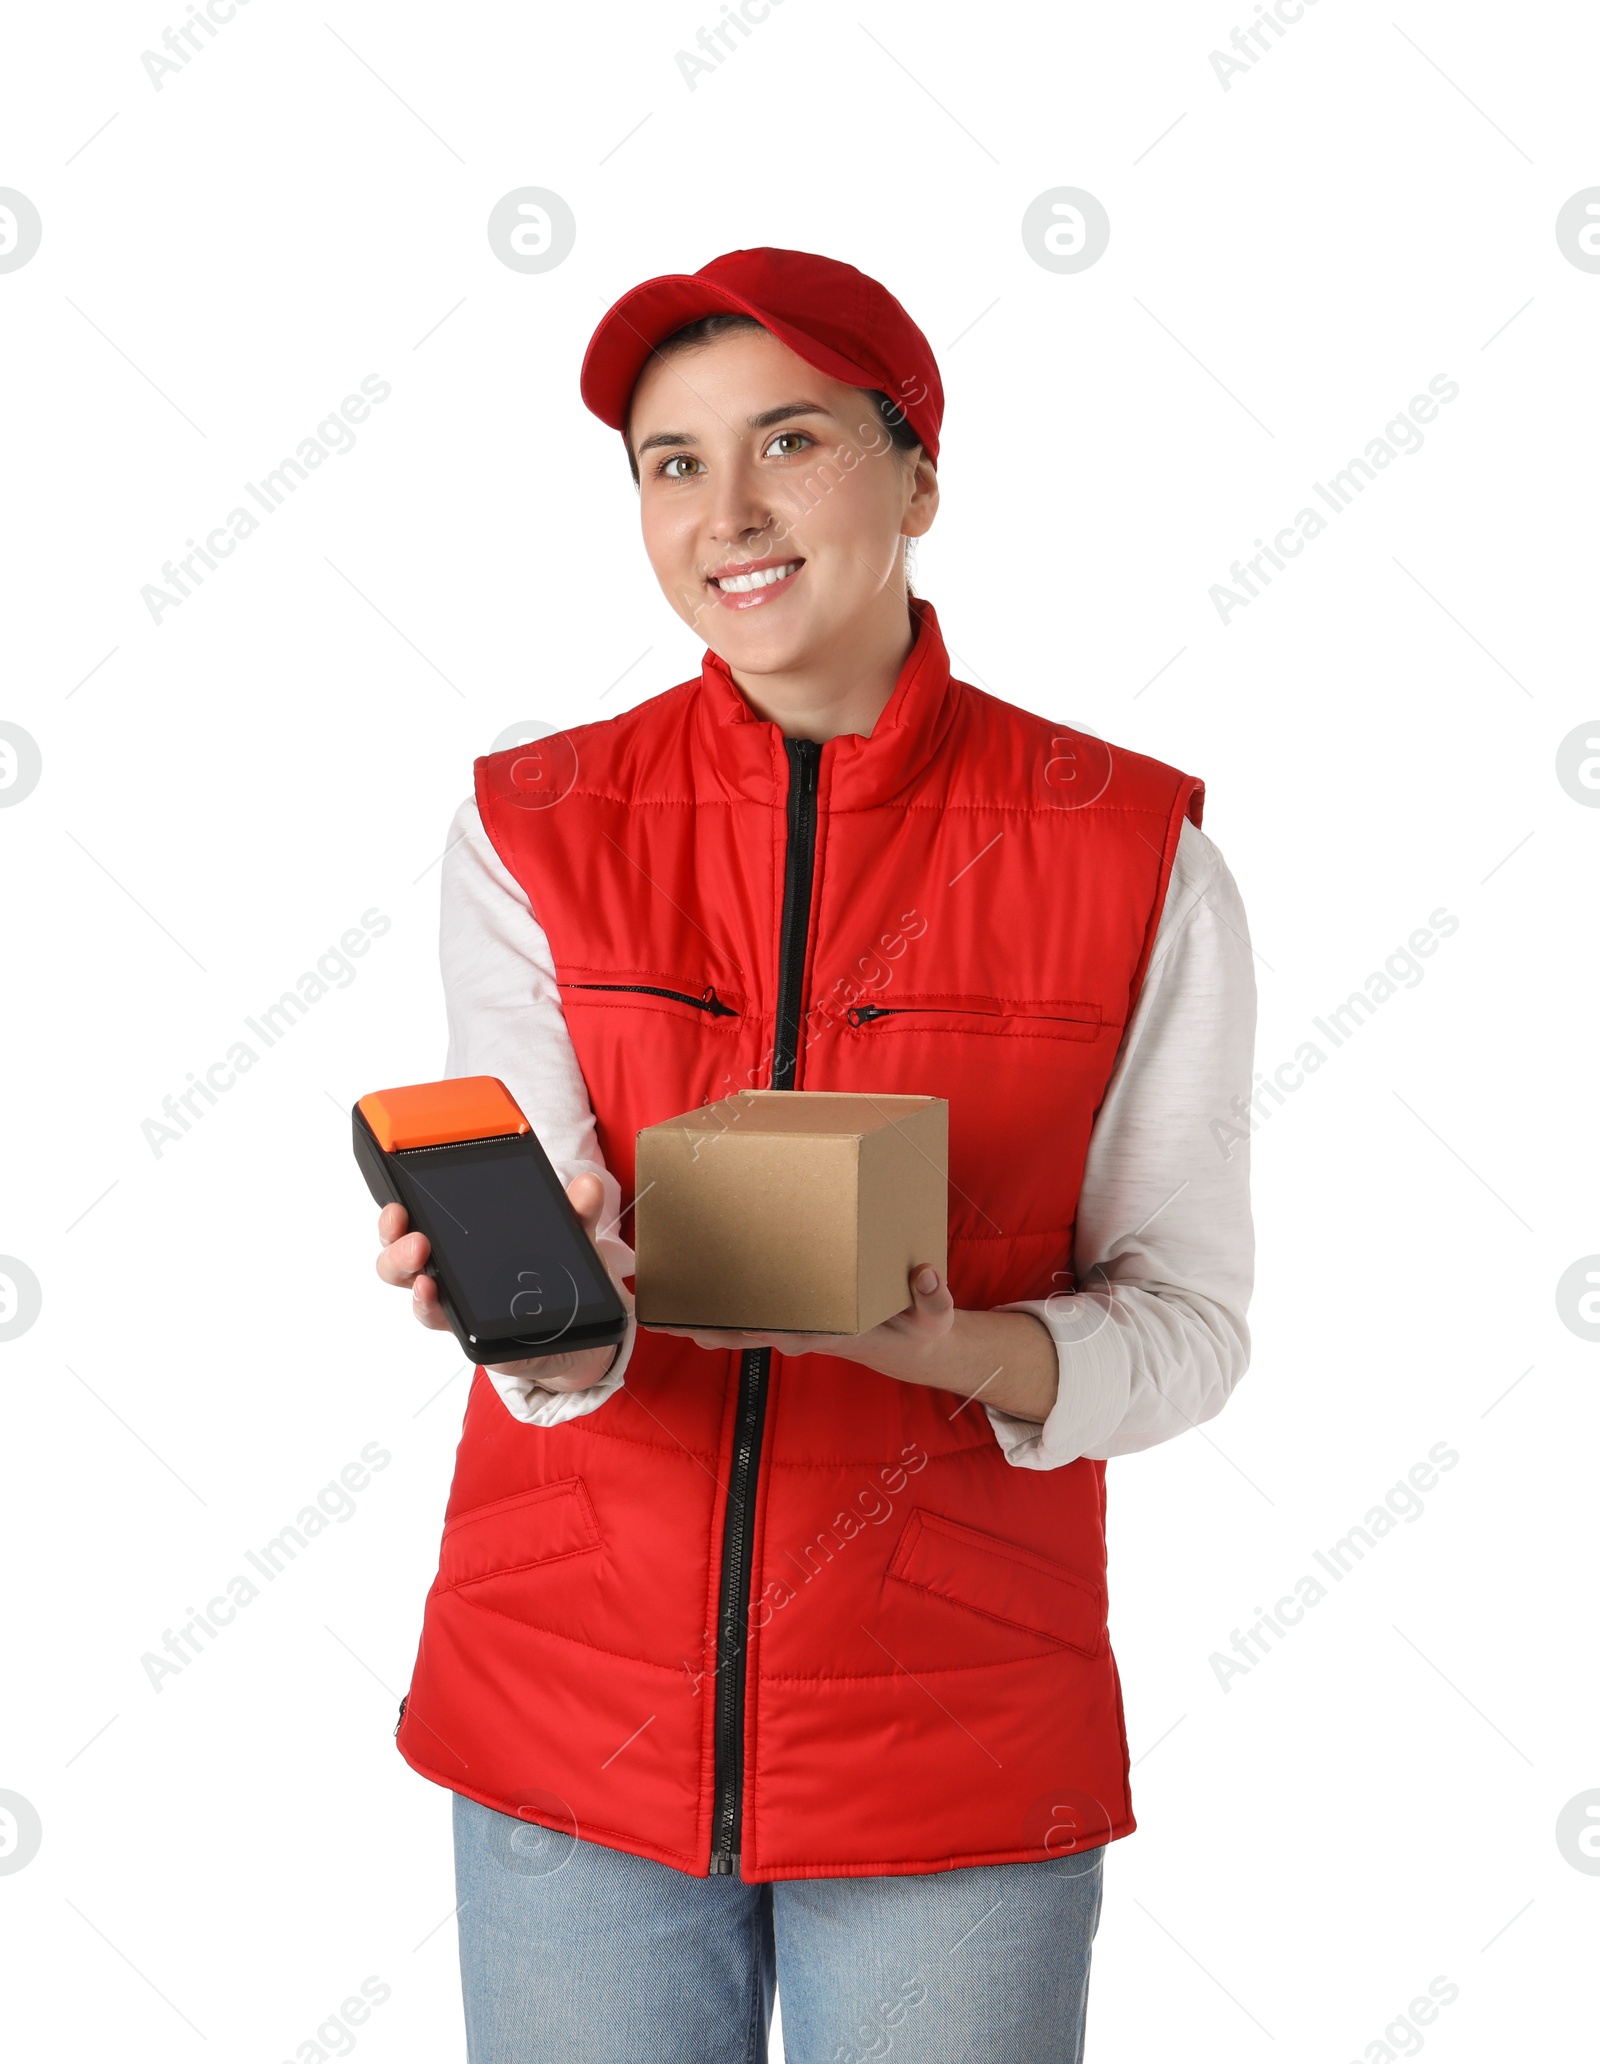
[624,311,922,486]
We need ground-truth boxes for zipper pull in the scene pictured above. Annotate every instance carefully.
[394,1695,408,1739]
[787,735,822,786]
[846,1005,886,1026]
[709,1850,739,1876]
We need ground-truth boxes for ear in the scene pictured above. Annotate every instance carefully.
[901,452,939,540]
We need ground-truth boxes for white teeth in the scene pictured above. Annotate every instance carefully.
[714,561,799,593]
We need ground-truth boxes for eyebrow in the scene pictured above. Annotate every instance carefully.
[633,401,835,459]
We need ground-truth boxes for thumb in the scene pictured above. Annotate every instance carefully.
[565,1172,605,1235]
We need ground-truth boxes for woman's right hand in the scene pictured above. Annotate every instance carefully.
[374,1171,631,1393]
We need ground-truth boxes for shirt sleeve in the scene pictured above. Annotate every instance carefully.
[439,792,637,1427]
[983,816,1257,1469]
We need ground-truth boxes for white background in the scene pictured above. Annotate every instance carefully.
[2,0,1596,2057]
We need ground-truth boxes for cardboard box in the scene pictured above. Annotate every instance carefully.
[634,1091,948,1334]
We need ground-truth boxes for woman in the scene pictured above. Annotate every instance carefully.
[375,247,1256,2062]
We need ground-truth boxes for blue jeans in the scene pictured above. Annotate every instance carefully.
[453,1793,1103,2062]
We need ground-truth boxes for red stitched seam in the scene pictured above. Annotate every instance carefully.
[903,1508,1105,1590]
[558,995,744,1020]
[442,1476,592,1536]
[849,1024,1100,1043]
[741,1825,1131,1871]
[447,1590,700,1677]
[561,965,736,983]
[536,1415,723,1463]
[495,792,765,810]
[716,1442,995,1471]
[756,1646,1105,1681]
[886,1569,1104,1658]
[494,793,1170,818]
[947,1226,1073,1244]
[848,991,1100,1010]
[445,1543,600,1588]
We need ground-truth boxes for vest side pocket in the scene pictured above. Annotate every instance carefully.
[886,1507,1106,1659]
[439,1476,601,1590]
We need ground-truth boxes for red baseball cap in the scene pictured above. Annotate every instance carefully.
[580,247,943,465]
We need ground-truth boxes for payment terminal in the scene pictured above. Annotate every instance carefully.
[352,1076,627,1364]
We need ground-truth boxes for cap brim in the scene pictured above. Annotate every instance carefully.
[580,273,888,441]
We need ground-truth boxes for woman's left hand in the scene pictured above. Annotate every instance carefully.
[642,1261,954,1380]
[641,1263,1060,1423]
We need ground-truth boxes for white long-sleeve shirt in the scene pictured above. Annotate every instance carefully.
[439,794,1257,1468]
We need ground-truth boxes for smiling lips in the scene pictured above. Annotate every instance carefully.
[706,556,804,609]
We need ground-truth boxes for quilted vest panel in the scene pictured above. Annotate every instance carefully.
[396,600,1203,1882]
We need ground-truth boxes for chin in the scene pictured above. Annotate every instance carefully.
[708,615,815,676]
[718,623,813,672]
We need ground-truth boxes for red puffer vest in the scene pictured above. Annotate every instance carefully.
[396,599,1202,1883]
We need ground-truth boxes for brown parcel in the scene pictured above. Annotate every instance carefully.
[634,1091,948,1334]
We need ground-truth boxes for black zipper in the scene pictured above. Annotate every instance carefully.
[708,735,821,1877]
[566,982,738,1017]
[394,1694,407,1738]
[845,1003,1093,1026]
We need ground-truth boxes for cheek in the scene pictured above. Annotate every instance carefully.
[640,503,701,597]
[782,459,903,572]
[640,498,684,560]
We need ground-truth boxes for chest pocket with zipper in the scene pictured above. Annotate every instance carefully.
[561,977,741,1021]
[833,992,1117,1263]
[843,994,1105,1042]
[555,973,752,1194]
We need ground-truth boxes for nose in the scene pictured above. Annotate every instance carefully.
[704,455,776,555]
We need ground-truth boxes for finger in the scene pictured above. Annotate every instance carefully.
[410,1272,452,1330]
[377,1201,410,1245]
[644,1322,763,1345]
[486,1345,614,1389]
[908,1263,955,1316]
[565,1172,604,1236]
[376,1227,431,1288]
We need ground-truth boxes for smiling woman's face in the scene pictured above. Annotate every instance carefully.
[626,324,937,681]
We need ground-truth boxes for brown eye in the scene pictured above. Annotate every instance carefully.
[659,454,703,479]
[764,431,813,458]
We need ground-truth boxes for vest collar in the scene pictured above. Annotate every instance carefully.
[692,596,964,809]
